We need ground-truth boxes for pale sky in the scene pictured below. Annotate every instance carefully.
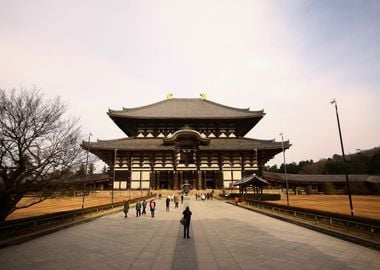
[1,0,379,168]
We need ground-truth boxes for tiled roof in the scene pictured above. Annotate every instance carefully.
[262,171,371,183]
[83,137,287,151]
[108,98,264,119]
[234,174,270,186]
[203,138,286,151]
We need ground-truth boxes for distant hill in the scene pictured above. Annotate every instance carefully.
[267,146,380,175]
[349,147,380,158]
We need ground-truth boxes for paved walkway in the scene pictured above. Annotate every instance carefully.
[0,197,379,270]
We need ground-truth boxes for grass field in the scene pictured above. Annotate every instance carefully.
[6,195,127,221]
[268,195,380,220]
[6,194,380,221]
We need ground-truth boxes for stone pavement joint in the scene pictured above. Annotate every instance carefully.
[0,198,379,269]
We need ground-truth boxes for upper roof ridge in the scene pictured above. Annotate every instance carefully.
[108,98,264,116]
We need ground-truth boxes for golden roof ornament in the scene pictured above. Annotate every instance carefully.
[200,92,206,100]
[166,92,173,100]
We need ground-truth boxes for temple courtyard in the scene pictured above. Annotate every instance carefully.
[0,198,379,270]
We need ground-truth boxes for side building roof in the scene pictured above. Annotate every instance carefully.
[262,171,372,183]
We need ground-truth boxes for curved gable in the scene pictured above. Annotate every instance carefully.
[163,128,210,146]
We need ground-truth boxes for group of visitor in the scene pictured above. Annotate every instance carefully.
[195,192,213,201]
[122,193,192,239]
[165,193,184,211]
[123,199,157,218]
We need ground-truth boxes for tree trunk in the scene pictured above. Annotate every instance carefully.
[0,192,20,222]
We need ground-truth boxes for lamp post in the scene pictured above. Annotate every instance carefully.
[330,99,354,216]
[112,149,117,204]
[280,133,289,206]
[82,133,92,209]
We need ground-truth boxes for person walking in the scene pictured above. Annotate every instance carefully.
[142,200,147,215]
[149,199,156,218]
[182,206,192,239]
[123,200,129,218]
[166,196,170,212]
[136,200,142,217]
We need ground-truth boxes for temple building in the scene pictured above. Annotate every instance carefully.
[82,96,290,190]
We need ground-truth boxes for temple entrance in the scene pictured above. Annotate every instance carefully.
[205,171,218,189]
[158,171,170,189]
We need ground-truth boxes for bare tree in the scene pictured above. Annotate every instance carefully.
[0,88,84,221]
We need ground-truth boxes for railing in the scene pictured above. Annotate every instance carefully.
[0,194,155,241]
[242,200,380,241]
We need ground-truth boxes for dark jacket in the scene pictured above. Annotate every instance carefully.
[182,209,192,225]
[149,200,156,210]
[123,202,129,212]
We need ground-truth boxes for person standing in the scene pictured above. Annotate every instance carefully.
[182,206,192,239]
[166,196,170,212]
[136,201,142,217]
[142,200,147,215]
[150,199,156,218]
[174,195,179,208]
[181,194,184,204]
[123,200,129,218]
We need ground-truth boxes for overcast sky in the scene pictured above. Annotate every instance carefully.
[1,0,379,168]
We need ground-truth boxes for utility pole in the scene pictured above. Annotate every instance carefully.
[330,99,354,216]
[280,132,289,206]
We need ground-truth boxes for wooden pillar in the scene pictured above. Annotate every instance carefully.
[241,153,244,176]
[197,171,202,190]
[128,154,132,190]
[150,171,155,190]
[216,171,222,189]
[179,171,183,189]
[218,153,223,189]
[156,171,160,189]
[257,151,263,177]
[153,171,158,190]
[173,171,178,190]
[169,171,174,190]
[195,150,200,190]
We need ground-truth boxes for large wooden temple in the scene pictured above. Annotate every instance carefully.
[82,96,290,190]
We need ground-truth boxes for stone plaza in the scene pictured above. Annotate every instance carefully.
[0,198,379,270]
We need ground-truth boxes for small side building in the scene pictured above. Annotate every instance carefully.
[263,171,380,194]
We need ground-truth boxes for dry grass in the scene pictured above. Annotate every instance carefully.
[268,195,380,220]
[6,195,127,221]
[7,193,380,222]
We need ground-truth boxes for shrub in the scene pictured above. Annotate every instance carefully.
[323,182,335,195]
